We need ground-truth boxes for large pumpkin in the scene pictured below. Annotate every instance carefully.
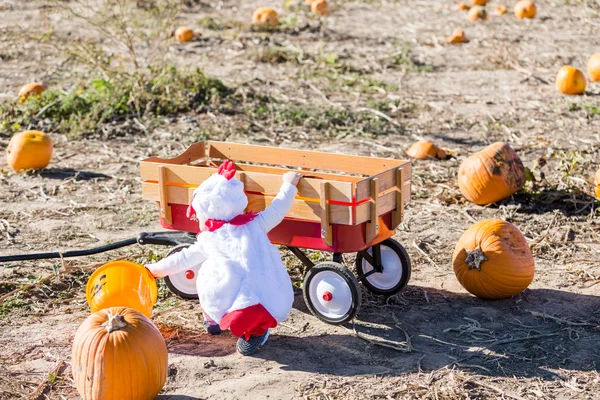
[458,142,525,205]
[72,307,168,400]
[6,130,53,172]
[452,219,535,299]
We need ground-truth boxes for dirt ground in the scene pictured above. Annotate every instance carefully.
[1,0,600,399]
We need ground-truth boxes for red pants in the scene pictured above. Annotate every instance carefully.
[219,304,277,340]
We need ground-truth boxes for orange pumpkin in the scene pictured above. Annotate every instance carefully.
[252,7,279,26]
[458,142,525,205]
[175,26,194,42]
[453,219,535,299]
[447,28,467,44]
[494,5,507,14]
[594,168,600,198]
[455,2,471,10]
[471,0,487,5]
[406,141,447,159]
[587,54,600,82]
[555,66,586,95]
[311,0,328,16]
[72,307,168,400]
[6,130,53,172]
[467,6,487,21]
[18,82,46,104]
[514,0,536,18]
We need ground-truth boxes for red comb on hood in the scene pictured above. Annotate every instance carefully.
[217,160,237,180]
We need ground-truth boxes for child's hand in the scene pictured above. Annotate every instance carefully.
[283,171,302,186]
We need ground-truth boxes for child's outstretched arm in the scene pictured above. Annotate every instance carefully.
[145,242,207,278]
[257,172,301,233]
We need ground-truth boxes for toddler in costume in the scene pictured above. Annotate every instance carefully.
[146,160,301,356]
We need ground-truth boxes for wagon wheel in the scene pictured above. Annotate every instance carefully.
[163,244,201,300]
[355,239,411,296]
[302,262,361,325]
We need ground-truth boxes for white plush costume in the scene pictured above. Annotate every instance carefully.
[147,161,296,338]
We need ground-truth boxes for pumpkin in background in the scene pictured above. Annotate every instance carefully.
[467,6,487,22]
[452,219,535,299]
[471,0,487,5]
[455,2,470,10]
[458,142,525,205]
[72,307,168,400]
[587,54,600,82]
[18,82,46,104]
[406,141,448,159]
[494,5,507,14]
[555,66,586,95]
[594,168,600,198]
[175,26,194,42]
[252,7,279,26]
[447,28,467,44]
[6,130,53,172]
[514,0,536,18]
[311,0,329,16]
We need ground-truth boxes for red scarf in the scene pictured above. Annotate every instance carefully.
[201,212,258,233]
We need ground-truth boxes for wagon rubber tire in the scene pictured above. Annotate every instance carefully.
[355,238,411,296]
[302,262,361,325]
[163,244,200,300]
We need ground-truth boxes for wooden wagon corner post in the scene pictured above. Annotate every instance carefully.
[391,166,405,229]
[320,181,333,246]
[366,178,380,243]
[157,165,172,225]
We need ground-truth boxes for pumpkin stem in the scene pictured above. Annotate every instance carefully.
[465,246,488,271]
[102,310,128,333]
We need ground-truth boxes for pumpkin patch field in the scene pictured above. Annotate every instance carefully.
[1,0,600,399]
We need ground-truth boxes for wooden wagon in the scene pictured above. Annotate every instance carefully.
[140,141,412,324]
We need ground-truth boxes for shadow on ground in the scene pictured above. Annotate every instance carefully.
[38,168,111,181]
[256,286,600,380]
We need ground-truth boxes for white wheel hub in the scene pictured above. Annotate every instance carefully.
[361,245,403,290]
[168,264,202,296]
[308,271,353,319]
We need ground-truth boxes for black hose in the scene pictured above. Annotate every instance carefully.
[0,238,138,263]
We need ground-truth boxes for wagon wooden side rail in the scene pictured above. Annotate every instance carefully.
[139,141,411,247]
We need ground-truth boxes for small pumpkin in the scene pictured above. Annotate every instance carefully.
[494,5,507,14]
[455,2,471,10]
[175,26,194,42]
[311,0,329,16]
[555,66,586,95]
[458,142,525,205]
[587,54,600,82]
[514,0,536,18]
[447,28,467,44]
[72,307,168,400]
[406,141,447,159]
[6,130,53,172]
[18,82,46,104]
[594,168,600,198]
[467,6,487,22]
[471,0,487,5]
[252,7,279,26]
[453,219,535,299]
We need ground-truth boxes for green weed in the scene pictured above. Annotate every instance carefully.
[0,67,229,138]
